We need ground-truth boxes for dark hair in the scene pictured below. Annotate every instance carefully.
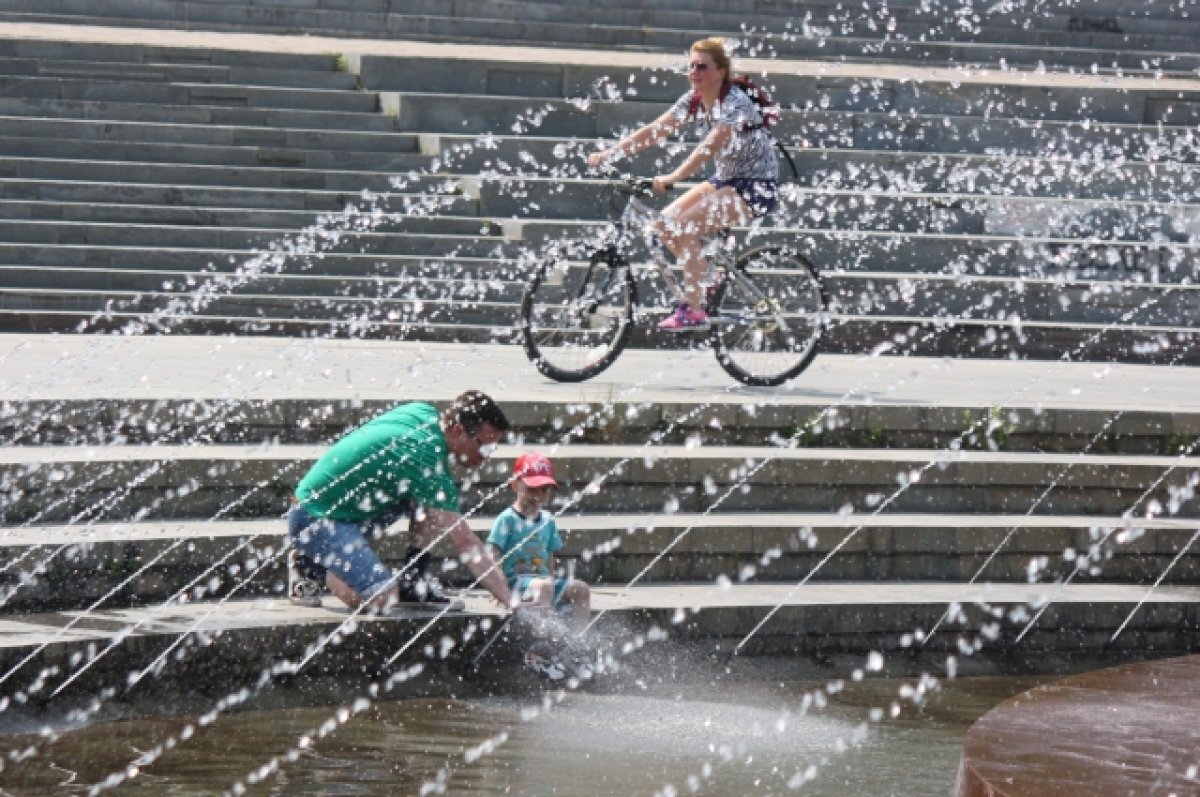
[443,390,510,434]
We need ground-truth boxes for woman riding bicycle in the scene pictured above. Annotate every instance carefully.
[586,37,780,332]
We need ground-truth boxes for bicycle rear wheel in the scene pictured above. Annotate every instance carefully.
[520,249,637,382]
[709,246,826,387]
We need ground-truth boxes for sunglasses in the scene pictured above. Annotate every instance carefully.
[687,62,710,72]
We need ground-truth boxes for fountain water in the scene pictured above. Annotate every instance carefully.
[3,6,1200,795]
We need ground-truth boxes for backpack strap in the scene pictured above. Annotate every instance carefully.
[775,138,800,182]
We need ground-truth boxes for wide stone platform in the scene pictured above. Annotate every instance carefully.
[5,333,1200,408]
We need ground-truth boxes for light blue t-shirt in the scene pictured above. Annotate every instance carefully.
[486,506,563,581]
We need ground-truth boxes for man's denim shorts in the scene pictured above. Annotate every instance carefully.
[287,503,410,599]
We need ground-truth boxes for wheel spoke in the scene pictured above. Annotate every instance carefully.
[521,254,636,382]
[710,247,825,386]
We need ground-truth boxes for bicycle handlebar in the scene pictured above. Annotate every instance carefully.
[616,176,657,197]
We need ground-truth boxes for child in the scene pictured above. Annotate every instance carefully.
[486,452,591,631]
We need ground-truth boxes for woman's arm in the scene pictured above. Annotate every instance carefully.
[656,124,732,189]
[587,110,683,169]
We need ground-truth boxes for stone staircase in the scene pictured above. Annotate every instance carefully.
[0,6,1199,695]
[2,338,1199,684]
[0,31,1199,359]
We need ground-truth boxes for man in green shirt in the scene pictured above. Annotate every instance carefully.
[287,390,514,612]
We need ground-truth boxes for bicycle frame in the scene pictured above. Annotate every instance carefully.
[605,187,784,330]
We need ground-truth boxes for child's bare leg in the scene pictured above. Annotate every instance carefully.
[528,578,555,609]
[562,580,591,631]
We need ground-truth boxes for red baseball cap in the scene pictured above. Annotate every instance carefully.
[512,452,558,487]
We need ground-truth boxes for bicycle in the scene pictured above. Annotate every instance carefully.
[519,178,827,387]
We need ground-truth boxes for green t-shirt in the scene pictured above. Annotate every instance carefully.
[296,402,459,522]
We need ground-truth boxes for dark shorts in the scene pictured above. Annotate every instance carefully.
[707,177,778,217]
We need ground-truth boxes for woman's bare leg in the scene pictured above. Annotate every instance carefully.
[658,185,753,310]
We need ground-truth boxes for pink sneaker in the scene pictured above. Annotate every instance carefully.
[658,303,709,332]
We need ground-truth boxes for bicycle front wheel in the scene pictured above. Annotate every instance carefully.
[520,249,637,382]
[709,246,826,387]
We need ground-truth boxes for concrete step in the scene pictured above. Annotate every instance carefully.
[0,203,505,235]
[5,5,1200,75]
[2,264,1196,334]
[482,180,1200,242]
[787,148,1200,204]
[0,33,343,71]
[4,582,1197,699]
[0,212,1189,286]
[7,0,1197,41]
[4,289,1198,369]
[427,134,1200,204]
[385,89,1200,142]
[6,391,1195,454]
[0,179,462,212]
[6,176,1199,245]
[5,125,1196,207]
[1,77,1195,163]
[0,94,399,131]
[0,307,522,343]
[0,55,359,89]
[379,91,1200,155]
[0,115,419,153]
[165,0,1200,42]
[0,266,527,304]
[1,513,1196,613]
[0,243,493,273]
[359,54,1200,121]
[6,0,1196,26]
[0,134,430,171]
[0,74,376,113]
[0,218,1189,285]
[3,300,1198,367]
[790,111,1200,160]
[0,220,520,257]
[0,156,441,191]
[3,442,1200,524]
[524,222,1199,283]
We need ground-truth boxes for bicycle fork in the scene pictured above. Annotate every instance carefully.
[570,252,626,330]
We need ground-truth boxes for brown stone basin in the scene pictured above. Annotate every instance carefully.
[955,654,1200,796]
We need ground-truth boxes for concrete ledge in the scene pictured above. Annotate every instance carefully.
[1,514,1197,612]
[5,582,1198,702]
[4,440,1200,523]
